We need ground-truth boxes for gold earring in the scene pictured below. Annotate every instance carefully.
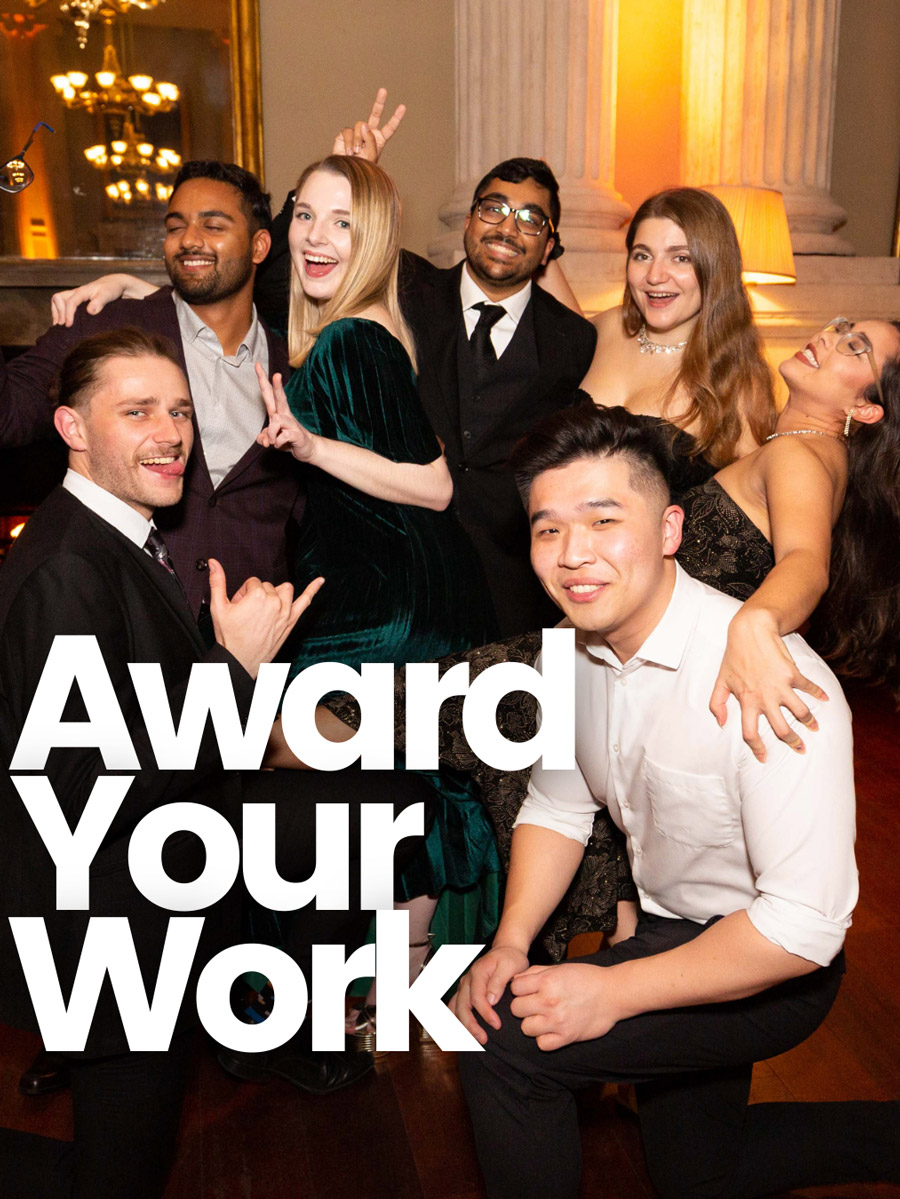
[843,407,854,438]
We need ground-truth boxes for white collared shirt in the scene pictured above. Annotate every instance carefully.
[460,266,532,359]
[174,292,269,488]
[517,564,858,966]
[63,468,153,549]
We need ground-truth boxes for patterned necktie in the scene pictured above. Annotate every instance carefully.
[469,301,506,387]
[144,527,187,603]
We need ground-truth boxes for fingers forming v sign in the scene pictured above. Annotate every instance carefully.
[255,365,316,462]
[332,87,406,161]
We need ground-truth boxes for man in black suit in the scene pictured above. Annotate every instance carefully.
[400,158,597,635]
[0,328,317,1196]
[0,161,303,620]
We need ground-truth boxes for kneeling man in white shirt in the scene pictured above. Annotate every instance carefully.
[453,404,899,1199]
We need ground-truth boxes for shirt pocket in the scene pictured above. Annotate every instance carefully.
[641,757,737,849]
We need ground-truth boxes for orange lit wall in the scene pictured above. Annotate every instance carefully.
[615,0,683,215]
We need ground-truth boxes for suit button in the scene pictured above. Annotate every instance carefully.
[208,495,217,507]
[463,429,472,440]
[457,463,468,473]
[195,559,208,572]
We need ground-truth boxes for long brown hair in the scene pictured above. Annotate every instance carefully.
[623,188,775,466]
[287,156,416,369]
[813,331,900,700]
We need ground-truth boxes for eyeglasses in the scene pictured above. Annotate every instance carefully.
[825,317,885,407]
[471,199,555,237]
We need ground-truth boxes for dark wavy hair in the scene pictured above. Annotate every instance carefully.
[172,160,272,233]
[622,188,775,466]
[472,157,562,231]
[813,328,900,700]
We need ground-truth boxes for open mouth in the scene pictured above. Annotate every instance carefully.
[141,456,184,477]
[795,343,818,367]
[304,254,339,278]
[176,257,216,271]
[483,238,521,260]
[643,291,679,307]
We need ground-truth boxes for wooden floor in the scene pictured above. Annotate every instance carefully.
[1,680,898,1198]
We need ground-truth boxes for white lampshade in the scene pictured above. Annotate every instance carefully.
[702,185,796,284]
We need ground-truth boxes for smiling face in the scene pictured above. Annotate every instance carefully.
[528,454,682,662]
[463,176,556,299]
[780,319,900,415]
[60,354,193,518]
[626,217,702,341]
[288,168,353,303]
[164,178,268,306]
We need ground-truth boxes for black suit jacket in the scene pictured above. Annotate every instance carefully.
[400,257,598,635]
[0,487,255,1056]
[0,288,304,616]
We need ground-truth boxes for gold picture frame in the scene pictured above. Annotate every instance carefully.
[230,0,263,181]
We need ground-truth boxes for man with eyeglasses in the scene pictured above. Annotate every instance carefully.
[396,158,597,636]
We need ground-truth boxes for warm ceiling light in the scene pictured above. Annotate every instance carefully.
[128,73,153,92]
[110,139,127,154]
[50,74,69,91]
[141,91,161,108]
[702,185,796,285]
[66,69,88,87]
[156,81,178,101]
[95,69,115,88]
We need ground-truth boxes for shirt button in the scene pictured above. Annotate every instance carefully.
[634,843,642,856]
[612,743,620,753]
[621,677,628,687]
[195,559,208,572]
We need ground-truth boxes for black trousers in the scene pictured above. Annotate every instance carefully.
[0,1030,192,1199]
[458,913,900,1199]
[0,765,434,1198]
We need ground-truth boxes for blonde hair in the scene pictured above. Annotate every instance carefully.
[287,156,417,370]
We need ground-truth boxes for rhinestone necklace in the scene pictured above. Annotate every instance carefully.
[637,323,688,354]
[765,429,845,443]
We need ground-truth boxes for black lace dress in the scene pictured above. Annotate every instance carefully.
[676,477,775,600]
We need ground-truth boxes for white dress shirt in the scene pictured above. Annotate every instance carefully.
[517,564,858,967]
[63,468,153,549]
[174,292,269,488]
[460,266,532,359]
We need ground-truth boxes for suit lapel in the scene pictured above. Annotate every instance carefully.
[416,264,465,454]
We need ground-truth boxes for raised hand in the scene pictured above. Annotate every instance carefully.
[331,86,407,162]
[208,557,323,678]
[255,364,318,462]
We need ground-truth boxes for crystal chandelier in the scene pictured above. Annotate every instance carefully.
[50,41,178,117]
[83,116,180,204]
[25,0,165,51]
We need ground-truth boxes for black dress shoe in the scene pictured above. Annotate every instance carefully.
[217,1036,374,1096]
[18,1050,70,1097]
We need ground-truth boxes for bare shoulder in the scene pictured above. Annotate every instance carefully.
[592,305,626,345]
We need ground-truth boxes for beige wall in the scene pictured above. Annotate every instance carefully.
[831,0,900,257]
[259,0,456,257]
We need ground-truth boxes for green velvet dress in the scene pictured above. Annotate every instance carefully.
[285,318,500,920]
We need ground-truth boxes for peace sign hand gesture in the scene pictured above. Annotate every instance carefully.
[256,364,318,463]
[332,86,406,161]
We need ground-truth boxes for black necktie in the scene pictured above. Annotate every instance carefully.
[469,301,506,386]
[144,527,187,603]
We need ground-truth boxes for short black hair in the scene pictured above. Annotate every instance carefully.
[509,401,672,510]
[472,157,561,230]
[171,161,272,233]
[54,327,183,412]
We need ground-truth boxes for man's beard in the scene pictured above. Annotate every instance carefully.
[168,255,253,305]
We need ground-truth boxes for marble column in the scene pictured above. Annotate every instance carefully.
[428,0,631,268]
[681,0,853,255]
